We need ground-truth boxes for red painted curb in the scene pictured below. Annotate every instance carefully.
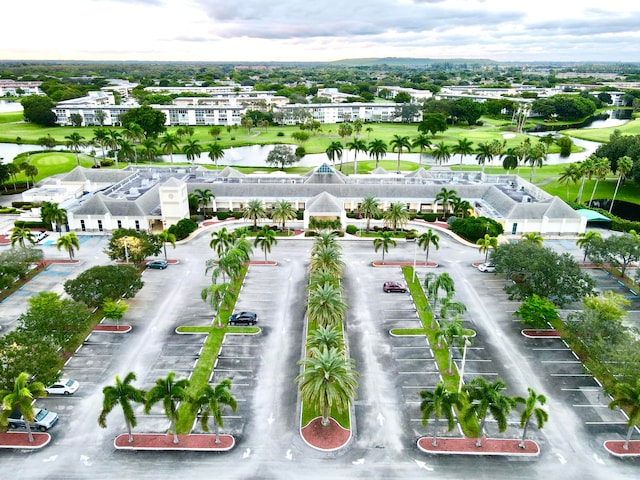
[93,325,132,333]
[300,417,351,451]
[417,437,540,456]
[114,433,235,451]
[603,440,640,456]
[521,329,560,338]
[0,431,51,449]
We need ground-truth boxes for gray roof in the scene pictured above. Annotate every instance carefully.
[370,167,389,174]
[306,191,343,213]
[217,166,245,178]
[303,163,347,184]
[405,168,432,179]
[60,166,132,184]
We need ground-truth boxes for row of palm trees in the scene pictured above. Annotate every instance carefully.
[9,225,80,261]
[97,371,236,444]
[63,126,227,169]
[0,157,38,190]
[297,233,359,427]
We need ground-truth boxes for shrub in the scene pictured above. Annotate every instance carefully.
[449,216,503,243]
[216,211,231,220]
[232,211,243,219]
[277,132,285,137]
[422,213,438,222]
[168,218,198,240]
[13,220,49,230]
[346,224,358,235]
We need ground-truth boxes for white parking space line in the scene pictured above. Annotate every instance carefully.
[550,373,593,377]
[541,360,582,364]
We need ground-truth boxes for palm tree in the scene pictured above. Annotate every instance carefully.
[475,142,493,175]
[575,156,596,204]
[610,156,633,213]
[520,232,543,247]
[452,138,474,171]
[373,231,396,265]
[98,372,145,443]
[193,188,215,217]
[10,225,35,248]
[271,199,296,231]
[201,282,233,327]
[158,229,176,260]
[389,134,412,174]
[501,147,519,173]
[254,226,278,262]
[159,132,181,165]
[40,201,67,234]
[463,377,517,447]
[65,132,86,166]
[420,381,464,446]
[434,187,458,220]
[514,387,548,449]
[412,134,431,164]
[588,156,610,206]
[608,379,640,450]
[383,202,409,233]
[418,229,440,264]
[346,138,367,174]
[21,163,38,188]
[431,141,452,166]
[105,130,122,167]
[359,195,380,234]
[296,346,359,427]
[243,199,266,230]
[93,127,109,161]
[306,325,345,352]
[576,230,602,262]
[144,372,190,444]
[209,227,233,258]
[311,232,340,254]
[309,244,345,277]
[139,137,158,164]
[0,372,47,443]
[368,138,388,168]
[117,138,135,166]
[488,139,506,173]
[208,142,225,171]
[122,123,144,163]
[558,163,582,201]
[451,197,473,218]
[325,141,343,169]
[435,318,470,374]
[56,232,80,260]
[191,379,237,443]
[182,138,202,165]
[427,273,455,324]
[525,142,547,182]
[439,295,467,320]
[476,234,498,263]
[306,283,347,328]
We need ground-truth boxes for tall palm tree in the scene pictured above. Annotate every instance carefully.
[420,381,464,447]
[93,127,109,161]
[159,132,181,165]
[368,138,388,168]
[144,372,190,444]
[306,283,347,328]
[475,142,493,175]
[201,282,233,327]
[209,227,233,258]
[21,163,38,188]
[418,229,440,264]
[451,197,473,219]
[431,141,451,166]
[488,138,506,173]
[501,147,519,173]
[10,225,35,248]
[309,244,345,277]
[389,134,412,174]
[514,387,548,449]
[271,199,296,231]
[587,156,611,206]
[435,318,470,374]
[158,229,176,260]
[576,230,602,262]
[243,199,266,230]
[98,372,146,443]
[346,138,367,174]
[358,195,380,233]
[193,188,214,217]
[520,232,543,247]
[439,295,467,320]
[65,132,86,166]
[254,226,278,262]
[311,232,340,252]
[139,137,158,164]
[56,232,80,260]
[373,231,396,265]
[525,142,547,182]
[610,155,633,213]
[452,138,474,171]
[40,201,67,234]
[608,379,640,450]
[296,346,359,427]
[208,142,225,171]
[117,138,135,166]
[325,141,343,169]
[476,234,498,263]
[463,377,517,447]
[427,273,455,323]
[1,372,47,443]
[105,130,122,168]
[383,202,409,233]
[412,134,431,164]
[181,138,202,165]
[558,163,582,201]
[191,379,237,443]
[575,156,596,204]
[434,187,458,220]
[306,325,345,352]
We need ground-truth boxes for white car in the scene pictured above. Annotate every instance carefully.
[45,379,80,395]
[478,263,496,273]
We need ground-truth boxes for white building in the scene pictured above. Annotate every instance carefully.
[0,80,44,96]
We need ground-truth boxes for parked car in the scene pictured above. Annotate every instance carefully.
[383,281,408,293]
[7,408,59,432]
[45,379,80,395]
[146,259,168,269]
[228,311,258,325]
[478,263,496,273]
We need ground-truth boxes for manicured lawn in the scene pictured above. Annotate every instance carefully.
[12,151,96,183]
[563,117,640,143]
[0,111,23,124]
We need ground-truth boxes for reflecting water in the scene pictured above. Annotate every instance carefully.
[582,109,632,130]
[0,101,23,112]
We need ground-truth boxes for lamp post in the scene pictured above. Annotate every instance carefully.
[123,236,129,263]
[412,239,418,282]
[457,335,471,393]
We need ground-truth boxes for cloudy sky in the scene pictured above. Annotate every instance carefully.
[3,0,640,63]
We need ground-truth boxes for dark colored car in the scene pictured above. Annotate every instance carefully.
[383,281,408,293]
[228,311,258,325]
[146,259,168,269]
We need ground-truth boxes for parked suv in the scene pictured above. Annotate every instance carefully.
[383,281,408,293]
[7,408,59,432]
[228,311,258,325]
